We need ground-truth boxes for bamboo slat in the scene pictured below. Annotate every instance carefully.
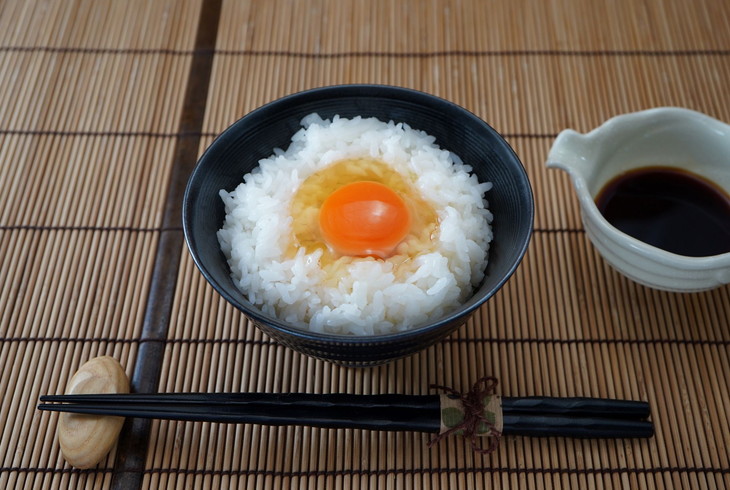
[213,0,730,53]
[0,51,193,133]
[0,0,202,49]
[0,135,177,228]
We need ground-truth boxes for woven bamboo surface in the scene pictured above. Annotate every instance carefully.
[1,0,729,488]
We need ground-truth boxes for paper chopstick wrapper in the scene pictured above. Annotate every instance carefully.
[439,394,503,435]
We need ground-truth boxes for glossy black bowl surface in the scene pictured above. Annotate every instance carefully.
[183,85,533,366]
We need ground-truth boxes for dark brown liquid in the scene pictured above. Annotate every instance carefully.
[595,167,730,257]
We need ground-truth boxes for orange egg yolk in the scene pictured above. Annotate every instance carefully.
[318,181,412,258]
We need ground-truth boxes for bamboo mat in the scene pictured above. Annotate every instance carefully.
[1,0,729,488]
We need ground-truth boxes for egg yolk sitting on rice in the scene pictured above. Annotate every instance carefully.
[319,181,412,258]
[289,158,439,266]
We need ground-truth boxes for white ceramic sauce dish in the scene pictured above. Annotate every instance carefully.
[547,107,730,292]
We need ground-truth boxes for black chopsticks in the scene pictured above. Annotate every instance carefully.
[38,392,653,439]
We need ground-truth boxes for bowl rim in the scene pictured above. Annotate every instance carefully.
[183,83,534,345]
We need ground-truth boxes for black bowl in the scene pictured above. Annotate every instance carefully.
[183,85,533,366]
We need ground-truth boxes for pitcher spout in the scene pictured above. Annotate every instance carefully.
[545,129,591,177]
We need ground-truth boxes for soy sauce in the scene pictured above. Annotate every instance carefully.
[595,167,730,257]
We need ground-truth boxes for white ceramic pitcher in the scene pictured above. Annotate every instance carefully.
[546,107,730,292]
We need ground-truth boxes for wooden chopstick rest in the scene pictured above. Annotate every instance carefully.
[57,356,129,469]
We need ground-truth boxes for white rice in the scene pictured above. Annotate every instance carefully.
[218,114,493,335]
